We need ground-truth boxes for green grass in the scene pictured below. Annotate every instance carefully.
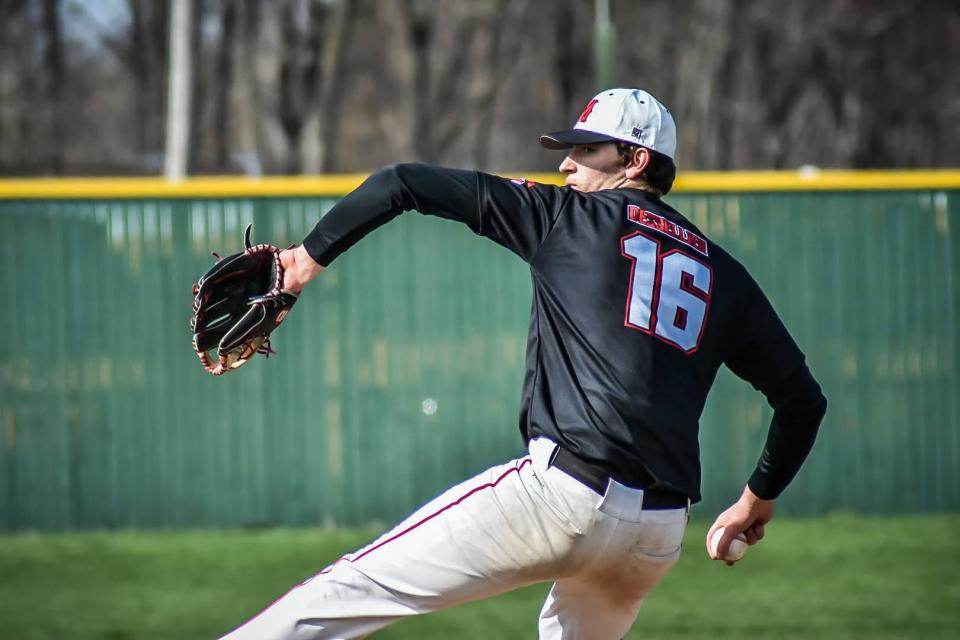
[1,515,958,639]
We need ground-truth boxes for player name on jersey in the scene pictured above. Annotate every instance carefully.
[627,205,708,256]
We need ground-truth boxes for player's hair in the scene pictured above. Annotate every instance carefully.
[615,142,676,197]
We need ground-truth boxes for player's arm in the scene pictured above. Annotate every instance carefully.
[708,277,828,563]
[281,163,564,291]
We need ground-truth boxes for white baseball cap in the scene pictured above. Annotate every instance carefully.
[540,88,677,160]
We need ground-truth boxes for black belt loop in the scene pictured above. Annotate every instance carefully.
[550,447,609,495]
[548,441,562,468]
[548,444,688,510]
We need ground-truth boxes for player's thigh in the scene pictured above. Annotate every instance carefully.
[537,550,681,640]
[539,577,645,640]
[537,508,687,639]
[611,507,687,597]
[221,457,570,640]
[321,455,579,601]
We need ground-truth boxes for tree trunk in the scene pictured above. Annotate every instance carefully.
[473,0,530,170]
[42,0,65,174]
[316,0,356,173]
[234,0,263,174]
[214,0,237,172]
[400,1,435,163]
[164,0,192,179]
[128,0,150,155]
[313,0,356,174]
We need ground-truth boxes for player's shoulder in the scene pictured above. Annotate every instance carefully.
[621,191,758,277]
[481,172,573,209]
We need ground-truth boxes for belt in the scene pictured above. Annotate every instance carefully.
[550,446,688,510]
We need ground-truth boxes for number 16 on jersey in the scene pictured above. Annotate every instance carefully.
[621,232,713,354]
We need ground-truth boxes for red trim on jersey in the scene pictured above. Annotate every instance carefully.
[626,205,709,256]
[226,457,533,634]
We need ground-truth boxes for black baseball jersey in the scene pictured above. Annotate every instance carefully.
[302,163,827,503]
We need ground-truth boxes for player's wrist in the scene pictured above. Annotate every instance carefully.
[280,245,325,293]
[740,484,775,510]
[737,486,775,533]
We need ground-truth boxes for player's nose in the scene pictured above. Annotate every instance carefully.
[559,154,576,173]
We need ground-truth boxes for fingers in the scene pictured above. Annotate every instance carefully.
[705,522,723,559]
[707,489,777,564]
[278,247,296,271]
[706,523,738,561]
[716,528,734,560]
[706,515,767,561]
[739,521,765,546]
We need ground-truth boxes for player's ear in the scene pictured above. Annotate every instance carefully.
[624,147,651,180]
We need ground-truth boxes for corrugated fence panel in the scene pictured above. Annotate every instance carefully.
[0,187,957,531]
[669,190,960,516]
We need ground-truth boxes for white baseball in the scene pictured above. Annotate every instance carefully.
[709,527,748,561]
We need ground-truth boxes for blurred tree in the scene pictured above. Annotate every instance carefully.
[192,0,354,175]
[42,0,65,174]
[111,0,170,163]
[0,0,956,176]
[300,0,355,173]
[471,0,532,170]
[616,0,960,170]
[398,0,493,164]
[0,2,41,174]
[213,0,236,171]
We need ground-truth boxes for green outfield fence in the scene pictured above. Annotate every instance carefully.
[1,170,958,532]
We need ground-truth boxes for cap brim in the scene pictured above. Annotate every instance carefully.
[539,128,618,150]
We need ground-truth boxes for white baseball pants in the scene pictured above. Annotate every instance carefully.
[219,437,688,640]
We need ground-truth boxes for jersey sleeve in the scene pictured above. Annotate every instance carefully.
[301,163,565,266]
[724,275,828,500]
[473,175,567,261]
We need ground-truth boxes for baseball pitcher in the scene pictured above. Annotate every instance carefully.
[216,88,827,639]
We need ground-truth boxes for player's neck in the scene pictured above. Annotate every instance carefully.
[619,179,659,196]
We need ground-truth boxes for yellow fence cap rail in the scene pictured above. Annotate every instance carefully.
[672,169,960,191]
[0,169,958,199]
[0,175,368,199]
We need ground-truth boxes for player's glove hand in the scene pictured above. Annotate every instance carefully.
[190,224,298,375]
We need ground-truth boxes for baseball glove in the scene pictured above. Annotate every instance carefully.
[190,224,298,375]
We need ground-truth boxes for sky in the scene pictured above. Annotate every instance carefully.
[63,0,130,47]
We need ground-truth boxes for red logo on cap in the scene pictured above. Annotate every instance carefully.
[578,99,599,123]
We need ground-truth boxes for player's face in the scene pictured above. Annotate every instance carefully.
[558,143,628,192]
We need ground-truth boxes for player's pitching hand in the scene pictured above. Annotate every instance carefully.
[706,485,774,565]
